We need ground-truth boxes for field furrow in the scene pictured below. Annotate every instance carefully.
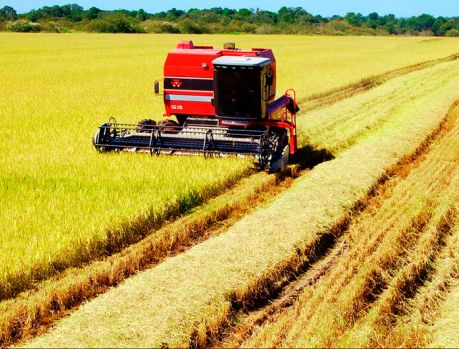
[381,222,459,348]
[240,102,459,348]
[23,60,459,348]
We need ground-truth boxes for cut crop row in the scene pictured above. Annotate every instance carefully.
[241,102,459,348]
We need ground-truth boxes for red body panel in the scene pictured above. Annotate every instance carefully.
[163,41,276,117]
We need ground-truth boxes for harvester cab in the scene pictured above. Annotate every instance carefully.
[93,40,299,172]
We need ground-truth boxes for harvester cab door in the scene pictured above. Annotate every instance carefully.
[212,56,272,121]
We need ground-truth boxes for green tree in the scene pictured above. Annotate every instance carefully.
[26,10,40,22]
[368,12,379,21]
[406,14,435,32]
[366,12,380,29]
[253,10,276,24]
[86,7,101,20]
[432,17,446,35]
[386,22,396,34]
[417,14,436,30]
[238,8,252,17]
[47,5,63,17]
[221,8,236,17]
[136,9,147,21]
[64,4,84,21]
[165,8,184,21]
[344,12,362,26]
[178,19,210,33]
[0,5,17,20]
[439,18,459,36]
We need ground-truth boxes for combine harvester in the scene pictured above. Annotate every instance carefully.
[93,41,299,171]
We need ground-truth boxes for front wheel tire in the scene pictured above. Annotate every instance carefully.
[269,143,289,172]
[268,129,289,172]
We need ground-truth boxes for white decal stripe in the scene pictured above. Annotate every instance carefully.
[164,76,213,80]
[164,89,213,94]
[165,94,213,102]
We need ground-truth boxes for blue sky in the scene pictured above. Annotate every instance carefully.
[8,0,459,17]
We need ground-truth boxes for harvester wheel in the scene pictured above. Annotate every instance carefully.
[137,119,156,133]
[158,119,180,133]
[269,129,289,172]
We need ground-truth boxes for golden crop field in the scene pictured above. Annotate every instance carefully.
[1,33,459,347]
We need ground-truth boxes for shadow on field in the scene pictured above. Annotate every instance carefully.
[273,144,334,183]
[292,144,335,170]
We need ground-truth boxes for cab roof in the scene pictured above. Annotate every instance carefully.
[212,56,271,67]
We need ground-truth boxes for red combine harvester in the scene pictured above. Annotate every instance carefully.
[93,41,299,171]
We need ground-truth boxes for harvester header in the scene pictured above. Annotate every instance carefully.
[93,40,299,171]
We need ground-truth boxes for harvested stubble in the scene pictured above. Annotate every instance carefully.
[242,103,459,348]
[372,207,459,348]
[297,59,459,155]
[2,33,459,302]
[429,284,459,348]
[25,60,459,348]
[380,194,459,348]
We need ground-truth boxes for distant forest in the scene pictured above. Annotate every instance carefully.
[1,4,459,36]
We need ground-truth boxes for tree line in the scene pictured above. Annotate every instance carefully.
[1,4,459,36]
